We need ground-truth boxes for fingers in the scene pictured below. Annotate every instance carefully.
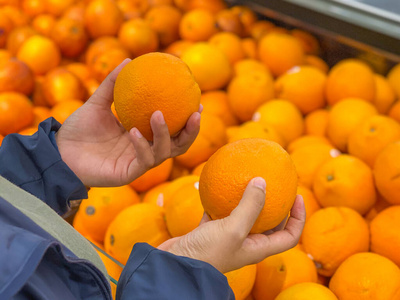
[199,212,211,225]
[150,111,172,165]
[89,58,131,107]
[171,111,201,157]
[227,177,266,236]
[127,127,155,177]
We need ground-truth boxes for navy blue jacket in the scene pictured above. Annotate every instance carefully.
[0,118,234,300]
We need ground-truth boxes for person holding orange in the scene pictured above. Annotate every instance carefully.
[0,60,305,299]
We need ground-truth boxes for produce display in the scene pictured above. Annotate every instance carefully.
[1,0,400,299]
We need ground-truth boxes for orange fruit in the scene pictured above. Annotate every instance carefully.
[290,143,340,189]
[253,99,305,145]
[313,154,376,215]
[287,135,332,154]
[129,158,173,192]
[252,247,318,300]
[227,71,275,122]
[304,55,329,74]
[209,32,245,65]
[0,134,4,146]
[325,59,376,106]
[0,11,13,49]
[118,19,159,58]
[165,180,204,237]
[274,66,327,114]
[83,78,100,97]
[199,138,297,233]
[84,0,124,39]
[0,58,34,96]
[0,92,34,136]
[302,206,370,277]
[389,101,400,123]
[373,141,400,205]
[44,0,77,17]
[147,0,173,7]
[370,206,400,267]
[296,185,321,222]
[162,175,199,207]
[233,59,271,77]
[215,8,244,37]
[387,63,400,98]
[65,63,93,83]
[145,4,182,48]
[228,121,285,147]
[85,36,126,67]
[96,250,123,296]
[182,0,226,13]
[116,0,147,20]
[114,52,200,141]
[304,109,329,137]
[179,9,219,42]
[291,29,320,55]
[163,39,193,58]
[258,32,305,77]
[275,282,338,300]
[175,112,227,168]
[230,5,258,37]
[0,49,11,63]
[19,127,38,136]
[348,115,400,167]
[17,35,61,76]
[32,76,48,107]
[249,20,275,41]
[1,5,30,27]
[50,99,84,124]
[62,3,85,23]
[142,182,170,207]
[104,203,171,264]
[6,25,37,56]
[373,74,397,114]
[200,90,239,126]
[32,106,51,127]
[241,37,257,59]
[191,161,206,176]
[43,67,86,106]
[329,252,400,300]
[51,17,88,58]
[31,14,56,37]
[364,193,392,223]
[73,185,141,243]
[326,98,378,152]
[225,264,257,300]
[181,42,232,91]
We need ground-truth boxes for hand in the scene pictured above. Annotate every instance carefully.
[55,59,201,187]
[158,178,306,274]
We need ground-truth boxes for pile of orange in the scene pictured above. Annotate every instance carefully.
[2,0,400,299]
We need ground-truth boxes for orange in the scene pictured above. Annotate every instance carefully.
[147,0,173,7]
[241,38,257,59]
[74,185,141,243]
[227,71,274,122]
[325,59,376,106]
[302,206,370,277]
[233,59,271,77]
[0,58,34,96]
[0,11,13,49]
[387,63,400,98]
[304,55,329,74]
[191,161,206,176]
[274,65,327,114]
[252,247,318,300]
[348,115,400,167]
[145,4,182,48]
[162,175,199,207]
[258,32,305,77]
[83,78,100,97]
[116,0,147,20]
[230,5,258,37]
[118,19,159,58]
[44,0,77,17]
[31,14,56,37]
[18,127,38,136]
[179,9,218,42]
[373,141,400,205]
[6,25,37,56]
[275,282,338,300]
[200,90,239,127]
[84,0,124,39]
[96,249,123,299]
[249,20,275,41]
[253,99,305,145]
[90,48,131,83]
[199,138,297,233]
[51,17,88,58]
[0,92,34,136]
[165,180,203,237]
[181,42,232,91]
[17,35,61,76]
[175,112,227,168]
[43,67,86,106]
[65,63,93,83]
[32,76,48,107]
[304,109,329,137]
[163,39,194,58]
[296,185,321,222]
[142,182,170,207]
[114,52,200,141]
[209,32,245,65]
[0,50,11,63]
[291,29,320,55]
[32,106,51,127]
[373,74,397,114]
[287,135,332,154]
[329,252,400,300]
[50,99,84,124]
[313,155,376,215]
[215,8,244,37]
[290,143,340,189]
[85,36,126,67]
[104,203,171,264]
[326,98,378,152]
[0,134,4,146]
[228,121,285,147]
[1,5,30,27]
[364,193,391,222]
[389,101,400,123]
[181,0,226,13]
[225,264,257,300]
[62,3,85,23]
[129,158,173,192]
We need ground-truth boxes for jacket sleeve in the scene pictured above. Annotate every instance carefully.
[0,118,88,215]
[117,243,235,300]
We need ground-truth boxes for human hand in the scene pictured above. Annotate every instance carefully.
[158,177,306,274]
[55,59,201,187]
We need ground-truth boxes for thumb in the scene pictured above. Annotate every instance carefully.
[228,177,266,234]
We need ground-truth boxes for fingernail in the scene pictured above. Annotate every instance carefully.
[253,177,266,191]
[199,104,204,113]
[194,112,201,126]
[155,111,165,124]
[297,195,304,206]
[252,112,261,121]
[132,128,143,138]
